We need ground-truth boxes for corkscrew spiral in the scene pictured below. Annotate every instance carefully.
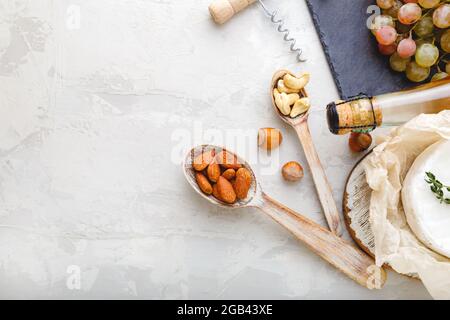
[257,0,307,62]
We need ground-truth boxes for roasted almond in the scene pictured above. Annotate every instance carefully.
[217,176,237,204]
[234,168,252,200]
[196,172,213,195]
[222,168,236,181]
[230,179,236,190]
[207,161,221,183]
[193,149,216,171]
[216,150,242,170]
[212,183,221,201]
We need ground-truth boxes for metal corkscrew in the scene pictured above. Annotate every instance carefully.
[257,0,306,62]
[209,0,307,62]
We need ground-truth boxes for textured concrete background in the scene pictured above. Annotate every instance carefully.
[0,0,430,299]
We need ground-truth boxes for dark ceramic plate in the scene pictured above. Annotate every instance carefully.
[305,0,429,99]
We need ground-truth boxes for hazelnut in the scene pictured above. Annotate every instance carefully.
[281,161,304,182]
[258,128,283,150]
[349,132,372,152]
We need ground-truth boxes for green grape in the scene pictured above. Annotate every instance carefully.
[383,0,403,18]
[414,16,435,38]
[406,61,431,82]
[377,0,395,9]
[446,62,450,74]
[397,37,417,58]
[376,26,398,45]
[371,15,395,35]
[390,52,411,72]
[433,4,450,29]
[415,43,439,67]
[398,3,422,25]
[441,29,450,53]
[431,72,449,81]
[418,0,440,9]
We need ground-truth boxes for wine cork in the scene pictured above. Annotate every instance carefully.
[337,100,382,134]
[327,98,382,135]
[209,0,256,24]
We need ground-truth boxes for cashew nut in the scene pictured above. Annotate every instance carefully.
[290,97,311,118]
[273,89,291,116]
[273,88,282,108]
[287,93,300,106]
[283,73,310,91]
[277,79,299,94]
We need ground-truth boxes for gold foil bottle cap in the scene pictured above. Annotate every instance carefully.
[326,95,382,135]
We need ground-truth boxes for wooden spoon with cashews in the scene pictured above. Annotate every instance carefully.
[183,145,386,289]
[271,70,343,236]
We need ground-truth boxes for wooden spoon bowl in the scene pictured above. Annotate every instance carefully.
[183,144,259,208]
[183,145,386,289]
[270,69,309,126]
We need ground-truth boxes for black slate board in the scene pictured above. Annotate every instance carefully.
[305,0,414,99]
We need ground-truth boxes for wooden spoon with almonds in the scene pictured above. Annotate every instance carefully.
[183,145,386,289]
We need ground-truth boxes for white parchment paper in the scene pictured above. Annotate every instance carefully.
[364,111,450,299]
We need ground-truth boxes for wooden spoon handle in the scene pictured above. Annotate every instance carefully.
[294,120,343,236]
[257,192,386,289]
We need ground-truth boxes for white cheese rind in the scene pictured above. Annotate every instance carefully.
[402,139,450,259]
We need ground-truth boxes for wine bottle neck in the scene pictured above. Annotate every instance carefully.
[373,79,450,127]
[327,78,450,135]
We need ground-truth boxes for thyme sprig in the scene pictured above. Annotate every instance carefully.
[425,172,450,204]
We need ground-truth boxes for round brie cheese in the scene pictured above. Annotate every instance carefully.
[402,139,450,258]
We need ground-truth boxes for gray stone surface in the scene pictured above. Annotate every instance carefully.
[0,0,430,299]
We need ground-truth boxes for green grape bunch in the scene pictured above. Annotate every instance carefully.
[371,0,450,82]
